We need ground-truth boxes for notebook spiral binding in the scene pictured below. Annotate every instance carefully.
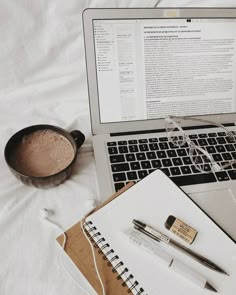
[84,221,146,295]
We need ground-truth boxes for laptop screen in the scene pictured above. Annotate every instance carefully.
[93,18,236,124]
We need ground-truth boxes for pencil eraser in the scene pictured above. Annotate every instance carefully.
[165,215,198,244]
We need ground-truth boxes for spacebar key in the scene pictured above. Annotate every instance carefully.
[170,173,217,186]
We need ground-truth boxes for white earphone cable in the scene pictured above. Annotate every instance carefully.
[81,220,106,295]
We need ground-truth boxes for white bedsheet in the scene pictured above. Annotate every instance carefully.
[0,1,235,294]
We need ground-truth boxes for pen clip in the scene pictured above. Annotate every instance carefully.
[134,225,161,242]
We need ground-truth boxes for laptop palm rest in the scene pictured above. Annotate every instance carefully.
[189,189,236,242]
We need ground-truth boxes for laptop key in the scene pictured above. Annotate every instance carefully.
[138,170,148,179]
[202,164,212,172]
[118,141,127,145]
[189,134,198,139]
[136,153,146,160]
[167,150,177,158]
[215,145,226,153]
[125,154,136,161]
[231,152,236,159]
[149,143,159,150]
[118,146,128,153]
[113,173,126,182]
[207,138,217,145]
[228,170,236,179]
[199,133,207,138]
[190,165,201,174]
[108,147,118,154]
[208,133,217,137]
[130,162,141,170]
[139,139,148,143]
[114,182,125,192]
[139,144,149,152]
[171,173,216,186]
[141,161,151,169]
[129,145,138,152]
[201,155,210,163]
[215,171,230,182]
[110,155,125,163]
[107,142,117,146]
[170,167,181,176]
[111,163,130,172]
[226,136,235,143]
[182,156,191,165]
[128,140,137,144]
[159,142,169,150]
[169,142,178,149]
[222,153,233,161]
[127,171,138,180]
[180,166,191,174]
[172,158,183,166]
[225,144,235,152]
[177,149,187,157]
[198,138,208,146]
[206,146,216,154]
[212,153,223,162]
[146,152,156,159]
[151,160,162,168]
[217,132,226,136]
[162,159,172,167]
[156,151,167,158]
[217,137,226,144]
[149,138,158,142]
[159,137,168,141]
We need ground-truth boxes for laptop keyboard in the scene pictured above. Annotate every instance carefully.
[107,132,236,192]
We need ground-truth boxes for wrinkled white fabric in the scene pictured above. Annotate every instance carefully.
[0,1,235,294]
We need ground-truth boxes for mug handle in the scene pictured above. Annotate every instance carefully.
[70,130,85,149]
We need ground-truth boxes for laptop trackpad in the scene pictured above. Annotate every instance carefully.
[189,189,236,242]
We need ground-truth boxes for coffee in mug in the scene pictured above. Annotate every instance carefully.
[9,129,75,177]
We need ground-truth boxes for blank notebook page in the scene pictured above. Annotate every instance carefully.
[86,170,236,295]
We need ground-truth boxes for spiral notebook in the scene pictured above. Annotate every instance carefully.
[58,170,236,294]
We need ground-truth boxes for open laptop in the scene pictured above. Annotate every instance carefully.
[83,8,236,242]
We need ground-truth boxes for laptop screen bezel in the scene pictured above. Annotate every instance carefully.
[83,8,236,135]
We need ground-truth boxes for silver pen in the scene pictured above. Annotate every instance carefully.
[127,230,217,292]
[133,219,229,275]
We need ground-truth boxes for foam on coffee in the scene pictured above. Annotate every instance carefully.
[10,129,75,177]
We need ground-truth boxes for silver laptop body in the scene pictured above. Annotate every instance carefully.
[83,8,236,242]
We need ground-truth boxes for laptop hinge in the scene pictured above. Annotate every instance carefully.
[110,123,235,137]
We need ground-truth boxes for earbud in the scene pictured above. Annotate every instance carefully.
[40,208,63,231]
[40,208,54,220]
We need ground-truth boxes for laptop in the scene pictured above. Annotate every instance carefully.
[82,8,236,242]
